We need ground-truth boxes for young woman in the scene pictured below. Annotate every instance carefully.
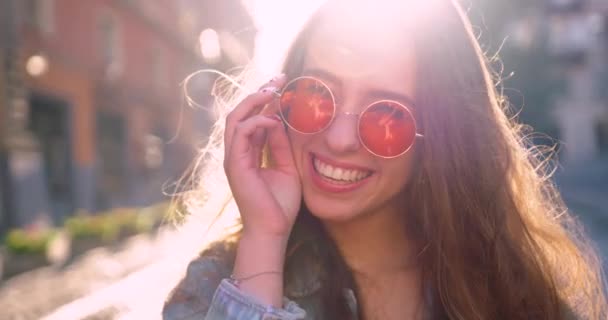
[163,0,607,319]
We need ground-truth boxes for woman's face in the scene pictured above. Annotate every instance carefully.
[287,19,420,223]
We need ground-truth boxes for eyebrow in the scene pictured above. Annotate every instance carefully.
[302,67,417,107]
[302,68,341,85]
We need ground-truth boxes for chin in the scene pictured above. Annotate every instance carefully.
[302,196,364,223]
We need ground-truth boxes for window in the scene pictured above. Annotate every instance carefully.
[28,93,73,222]
[96,112,127,209]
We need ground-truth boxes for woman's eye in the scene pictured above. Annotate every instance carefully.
[374,104,392,112]
[307,86,333,101]
[370,103,404,118]
[306,84,326,94]
[375,103,396,113]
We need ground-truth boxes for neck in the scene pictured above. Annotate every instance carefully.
[322,205,425,319]
[322,204,419,276]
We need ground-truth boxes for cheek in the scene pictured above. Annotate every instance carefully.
[381,151,418,190]
[287,131,304,154]
[287,131,311,169]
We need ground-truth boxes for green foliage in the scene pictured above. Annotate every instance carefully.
[64,212,120,242]
[4,228,58,254]
[151,201,179,224]
[4,203,169,255]
[64,204,168,242]
[137,202,170,231]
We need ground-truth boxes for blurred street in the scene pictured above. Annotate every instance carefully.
[557,161,608,262]
[0,230,176,319]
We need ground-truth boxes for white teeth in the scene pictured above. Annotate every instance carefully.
[313,157,371,183]
[347,170,356,181]
[333,168,343,180]
[344,170,353,181]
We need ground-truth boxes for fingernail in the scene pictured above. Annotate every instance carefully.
[260,86,280,95]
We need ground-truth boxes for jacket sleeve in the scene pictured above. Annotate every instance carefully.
[162,243,306,320]
[204,279,306,319]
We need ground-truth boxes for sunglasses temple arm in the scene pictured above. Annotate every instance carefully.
[271,89,282,98]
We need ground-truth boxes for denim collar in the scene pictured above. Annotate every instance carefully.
[282,240,441,320]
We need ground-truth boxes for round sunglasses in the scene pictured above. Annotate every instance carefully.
[276,76,424,158]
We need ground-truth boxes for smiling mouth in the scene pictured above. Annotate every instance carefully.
[312,155,373,185]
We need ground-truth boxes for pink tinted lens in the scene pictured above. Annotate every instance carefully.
[279,78,334,133]
[358,101,417,157]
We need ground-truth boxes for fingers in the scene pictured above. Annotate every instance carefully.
[259,76,285,117]
[260,98,281,119]
[265,115,296,170]
[227,114,283,167]
[224,74,286,151]
[224,90,276,152]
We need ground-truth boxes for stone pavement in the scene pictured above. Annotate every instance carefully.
[43,254,184,320]
[0,207,237,320]
[0,231,175,320]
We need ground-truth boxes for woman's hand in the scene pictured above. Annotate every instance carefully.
[223,74,301,239]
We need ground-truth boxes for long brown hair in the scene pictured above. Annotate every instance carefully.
[179,0,607,319]
[276,0,607,319]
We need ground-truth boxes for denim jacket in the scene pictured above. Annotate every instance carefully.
[162,239,582,320]
[162,238,348,320]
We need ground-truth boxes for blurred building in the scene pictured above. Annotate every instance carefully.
[546,0,608,166]
[501,0,608,218]
[0,0,256,231]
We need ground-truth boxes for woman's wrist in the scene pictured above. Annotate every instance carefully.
[232,231,290,307]
[235,230,289,274]
[241,227,290,245]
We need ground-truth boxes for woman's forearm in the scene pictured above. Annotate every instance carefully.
[231,230,289,308]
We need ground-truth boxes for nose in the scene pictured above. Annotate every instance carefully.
[323,112,361,155]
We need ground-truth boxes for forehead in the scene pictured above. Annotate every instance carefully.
[301,4,417,97]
